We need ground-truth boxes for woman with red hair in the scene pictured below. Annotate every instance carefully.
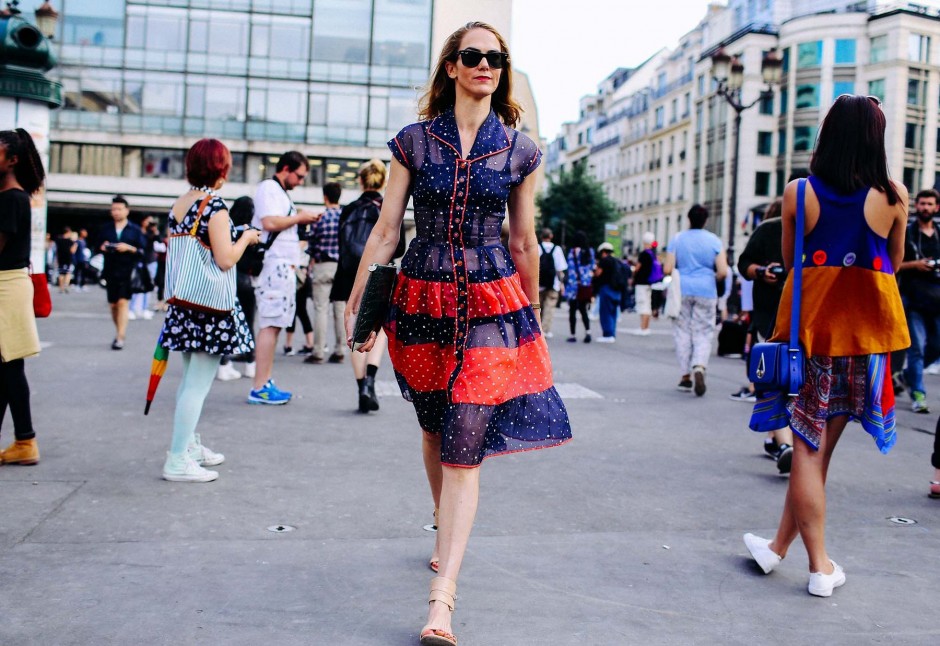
[159,138,261,482]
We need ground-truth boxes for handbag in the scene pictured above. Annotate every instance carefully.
[351,263,397,351]
[664,269,681,319]
[129,263,151,294]
[30,266,51,318]
[164,195,236,314]
[748,178,807,396]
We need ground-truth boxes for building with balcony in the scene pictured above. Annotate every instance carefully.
[546,0,940,257]
[13,0,537,226]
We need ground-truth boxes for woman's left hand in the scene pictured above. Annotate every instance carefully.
[344,303,377,352]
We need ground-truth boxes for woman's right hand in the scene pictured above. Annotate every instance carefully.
[243,228,263,246]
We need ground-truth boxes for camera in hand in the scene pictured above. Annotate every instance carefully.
[234,225,259,241]
[758,265,786,277]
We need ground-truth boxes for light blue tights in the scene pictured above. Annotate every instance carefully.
[169,352,221,455]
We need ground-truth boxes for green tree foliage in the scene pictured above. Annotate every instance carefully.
[536,164,618,247]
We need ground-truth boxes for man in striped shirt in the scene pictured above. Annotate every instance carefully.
[304,182,346,364]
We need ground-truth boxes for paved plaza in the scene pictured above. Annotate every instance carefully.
[1,290,938,646]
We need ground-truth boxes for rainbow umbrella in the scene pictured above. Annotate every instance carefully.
[144,337,170,415]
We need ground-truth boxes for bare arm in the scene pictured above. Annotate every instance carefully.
[208,209,261,271]
[663,252,675,275]
[508,172,541,311]
[260,210,319,232]
[888,181,909,272]
[343,158,410,350]
[781,180,798,272]
[715,249,729,281]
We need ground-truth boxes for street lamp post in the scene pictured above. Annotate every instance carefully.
[710,47,782,269]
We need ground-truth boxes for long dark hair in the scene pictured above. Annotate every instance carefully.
[418,22,522,127]
[810,95,899,205]
[0,129,45,195]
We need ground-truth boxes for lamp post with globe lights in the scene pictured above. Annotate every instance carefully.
[710,46,783,268]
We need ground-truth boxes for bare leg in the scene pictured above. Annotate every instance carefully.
[423,431,443,566]
[350,346,367,380]
[640,313,651,330]
[769,416,848,572]
[772,426,794,446]
[115,299,129,341]
[253,326,280,389]
[423,465,481,637]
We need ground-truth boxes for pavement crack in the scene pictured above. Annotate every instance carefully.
[16,480,88,546]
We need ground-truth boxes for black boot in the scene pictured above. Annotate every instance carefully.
[358,378,370,413]
[363,374,379,411]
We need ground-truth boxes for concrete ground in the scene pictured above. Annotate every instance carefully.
[0,290,937,646]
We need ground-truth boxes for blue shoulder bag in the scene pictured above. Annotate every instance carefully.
[747,178,806,396]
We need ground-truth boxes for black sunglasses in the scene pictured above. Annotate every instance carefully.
[454,49,509,69]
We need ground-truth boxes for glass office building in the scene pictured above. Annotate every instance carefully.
[47,0,435,195]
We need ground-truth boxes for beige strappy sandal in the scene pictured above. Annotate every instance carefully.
[429,508,440,573]
[419,576,457,646]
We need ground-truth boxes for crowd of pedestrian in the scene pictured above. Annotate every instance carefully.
[3,20,940,646]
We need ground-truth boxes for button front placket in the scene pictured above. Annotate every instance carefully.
[447,160,473,399]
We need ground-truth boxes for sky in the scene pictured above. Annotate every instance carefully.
[510,0,720,139]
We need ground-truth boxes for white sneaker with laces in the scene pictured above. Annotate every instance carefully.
[808,560,845,597]
[162,452,219,482]
[216,363,242,381]
[243,362,256,379]
[743,533,782,574]
[141,310,154,320]
[188,433,225,466]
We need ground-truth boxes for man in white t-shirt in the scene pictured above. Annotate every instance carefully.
[537,228,568,337]
[248,151,321,405]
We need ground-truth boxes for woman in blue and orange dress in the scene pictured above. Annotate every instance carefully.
[744,95,910,597]
[344,21,571,646]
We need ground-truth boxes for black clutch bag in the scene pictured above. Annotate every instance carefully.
[352,263,397,351]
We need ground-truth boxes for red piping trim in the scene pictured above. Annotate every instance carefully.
[393,137,411,169]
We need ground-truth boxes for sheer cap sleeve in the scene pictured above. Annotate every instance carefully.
[388,122,428,170]
[509,130,542,187]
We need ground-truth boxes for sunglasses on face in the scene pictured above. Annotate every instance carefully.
[291,170,307,181]
[454,49,509,69]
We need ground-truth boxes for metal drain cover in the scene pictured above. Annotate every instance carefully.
[887,517,917,525]
[267,525,296,533]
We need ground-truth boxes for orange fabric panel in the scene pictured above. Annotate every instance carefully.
[772,267,910,356]
[387,338,457,393]
[452,338,554,405]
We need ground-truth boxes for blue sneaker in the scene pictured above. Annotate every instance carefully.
[248,380,292,405]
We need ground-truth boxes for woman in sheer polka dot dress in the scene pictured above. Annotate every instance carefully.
[343,21,571,646]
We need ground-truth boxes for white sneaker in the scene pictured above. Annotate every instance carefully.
[544,331,553,339]
[162,452,219,482]
[628,328,651,336]
[596,336,616,343]
[743,533,782,574]
[141,310,154,320]
[216,363,242,381]
[188,433,225,466]
[808,560,845,597]
[926,362,940,375]
[243,361,256,379]
[127,311,138,321]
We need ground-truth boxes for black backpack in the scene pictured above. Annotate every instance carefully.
[539,244,557,290]
[610,258,629,290]
[339,196,383,271]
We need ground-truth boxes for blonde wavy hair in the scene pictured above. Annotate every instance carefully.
[418,21,522,127]
[358,159,387,190]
